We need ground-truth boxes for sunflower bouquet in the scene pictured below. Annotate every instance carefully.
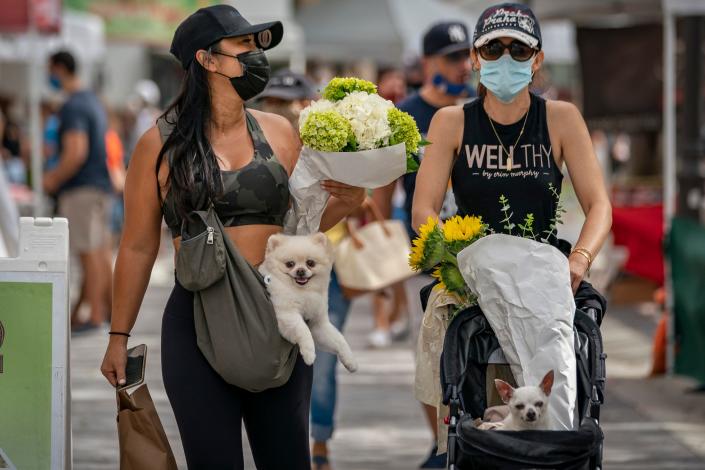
[284,77,426,234]
[409,214,489,310]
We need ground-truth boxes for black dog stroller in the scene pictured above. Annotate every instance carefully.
[435,281,607,470]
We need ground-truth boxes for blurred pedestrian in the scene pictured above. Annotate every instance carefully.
[259,69,352,470]
[127,79,162,161]
[377,67,407,104]
[258,68,317,126]
[367,67,411,349]
[373,20,475,468]
[105,111,127,248]
[1,102,27,185]
[42,98,61,171]
[0,108,20,256]
[43,50,113,331]
[99,6,364,469]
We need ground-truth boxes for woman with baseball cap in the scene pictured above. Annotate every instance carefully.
[414,2,611,293]
[100,5,364,469]
[411,1,611,427]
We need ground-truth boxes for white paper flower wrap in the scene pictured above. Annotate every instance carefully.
[457,234,577,430]
[283,143,407,235]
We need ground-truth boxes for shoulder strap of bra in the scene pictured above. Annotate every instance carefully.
[244,109,276,160]
[156,110,178,164]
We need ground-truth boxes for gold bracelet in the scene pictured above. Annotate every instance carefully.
[570,248,593,271]
[574,247,594,264]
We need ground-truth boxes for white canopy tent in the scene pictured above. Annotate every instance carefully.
[297,0,479,65]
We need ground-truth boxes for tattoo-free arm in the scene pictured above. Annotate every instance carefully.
[411,106,464,231]
[553,102,612,257]
[43,130,88,193]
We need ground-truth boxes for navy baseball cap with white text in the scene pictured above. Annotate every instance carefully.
[423,22,471,57]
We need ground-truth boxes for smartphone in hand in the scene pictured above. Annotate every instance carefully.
[118,344,147,391]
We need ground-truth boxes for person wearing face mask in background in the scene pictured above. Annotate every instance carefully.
[372,20,474,469]
[258,69,317,126]
[412,0,611,430]
[99,5,364,469]
[44,50,114,332]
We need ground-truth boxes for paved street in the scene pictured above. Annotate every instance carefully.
[70,252,705,470]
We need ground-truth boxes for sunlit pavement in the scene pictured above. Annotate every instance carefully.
[70,249,705,469]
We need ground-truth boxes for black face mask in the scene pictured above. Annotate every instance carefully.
[214,49,270,101]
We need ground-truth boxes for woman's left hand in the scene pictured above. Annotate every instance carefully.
[568,253,589,293]
[321,180,366,208]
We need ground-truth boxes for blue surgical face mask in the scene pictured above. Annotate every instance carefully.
[479,54,534,103]
[432,74,472,97]
[48,74,62,91]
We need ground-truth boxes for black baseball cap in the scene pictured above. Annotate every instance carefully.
[170,4,283,69]
[423,21,471,57]
[473,3,542,50]
[259,69,317,101]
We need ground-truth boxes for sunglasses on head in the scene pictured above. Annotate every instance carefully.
[478,39,536,62]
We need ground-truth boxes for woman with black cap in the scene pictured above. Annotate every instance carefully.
[413,2,611,295]
[99,5,364,469]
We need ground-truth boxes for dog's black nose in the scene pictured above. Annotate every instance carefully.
[526,410,536,421]
[296,268,306,277]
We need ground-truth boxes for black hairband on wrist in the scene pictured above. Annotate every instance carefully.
[109,331,131,338]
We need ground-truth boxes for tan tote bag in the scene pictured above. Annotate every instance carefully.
[334,199,416,292]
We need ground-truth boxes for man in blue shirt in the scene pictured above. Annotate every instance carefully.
[373,21,475,469]
[44,50,113,331]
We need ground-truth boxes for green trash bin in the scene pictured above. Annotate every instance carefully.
[667,216,705,383]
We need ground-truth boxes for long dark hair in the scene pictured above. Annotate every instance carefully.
[156,46,223,219]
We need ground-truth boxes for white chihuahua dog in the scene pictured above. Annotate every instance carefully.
[259,232,358,373]
[482,370,554,431]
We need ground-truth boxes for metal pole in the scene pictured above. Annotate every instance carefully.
[28,28,44,217]
[663,7,676,375]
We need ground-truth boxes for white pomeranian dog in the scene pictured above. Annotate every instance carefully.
[259,232,358,372]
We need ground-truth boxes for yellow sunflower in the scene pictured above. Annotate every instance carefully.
[431,266,447,291]
[408,216,440,270]
[443,215,485,242]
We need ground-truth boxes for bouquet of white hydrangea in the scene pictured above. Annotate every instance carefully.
[284,77,425,234]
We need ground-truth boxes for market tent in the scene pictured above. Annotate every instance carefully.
[296,0,478,65]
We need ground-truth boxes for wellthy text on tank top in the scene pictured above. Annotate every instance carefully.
[462,143,553,180]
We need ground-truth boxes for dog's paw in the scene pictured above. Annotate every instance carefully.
[341,356,358,373]
[300,347,316,366]
[477,422,504,431]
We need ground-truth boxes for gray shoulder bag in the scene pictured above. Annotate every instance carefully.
[158,116,298,392]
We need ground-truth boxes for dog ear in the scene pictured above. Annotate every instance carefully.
[494,379,514,404]
[540,370,554,396]
[266,233,285,256]
[312,232,329,248]
[312,232,334,260]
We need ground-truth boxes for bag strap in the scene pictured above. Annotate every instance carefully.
[344,198,392,249]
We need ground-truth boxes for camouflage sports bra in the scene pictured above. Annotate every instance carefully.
[158,110,290,238]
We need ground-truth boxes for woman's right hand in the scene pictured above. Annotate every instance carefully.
[100,337,128,387]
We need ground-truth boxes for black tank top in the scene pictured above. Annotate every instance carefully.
[451,93,563,243]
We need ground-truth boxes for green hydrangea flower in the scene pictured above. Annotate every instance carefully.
[322,77,377,101]
[388,108,423,172]
[300,111,355,152]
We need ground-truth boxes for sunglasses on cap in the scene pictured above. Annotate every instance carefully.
[478,39,536,62]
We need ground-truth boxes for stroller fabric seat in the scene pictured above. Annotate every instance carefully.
[455,418,603,470]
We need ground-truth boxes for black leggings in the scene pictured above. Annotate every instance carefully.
[161,278,313,470]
